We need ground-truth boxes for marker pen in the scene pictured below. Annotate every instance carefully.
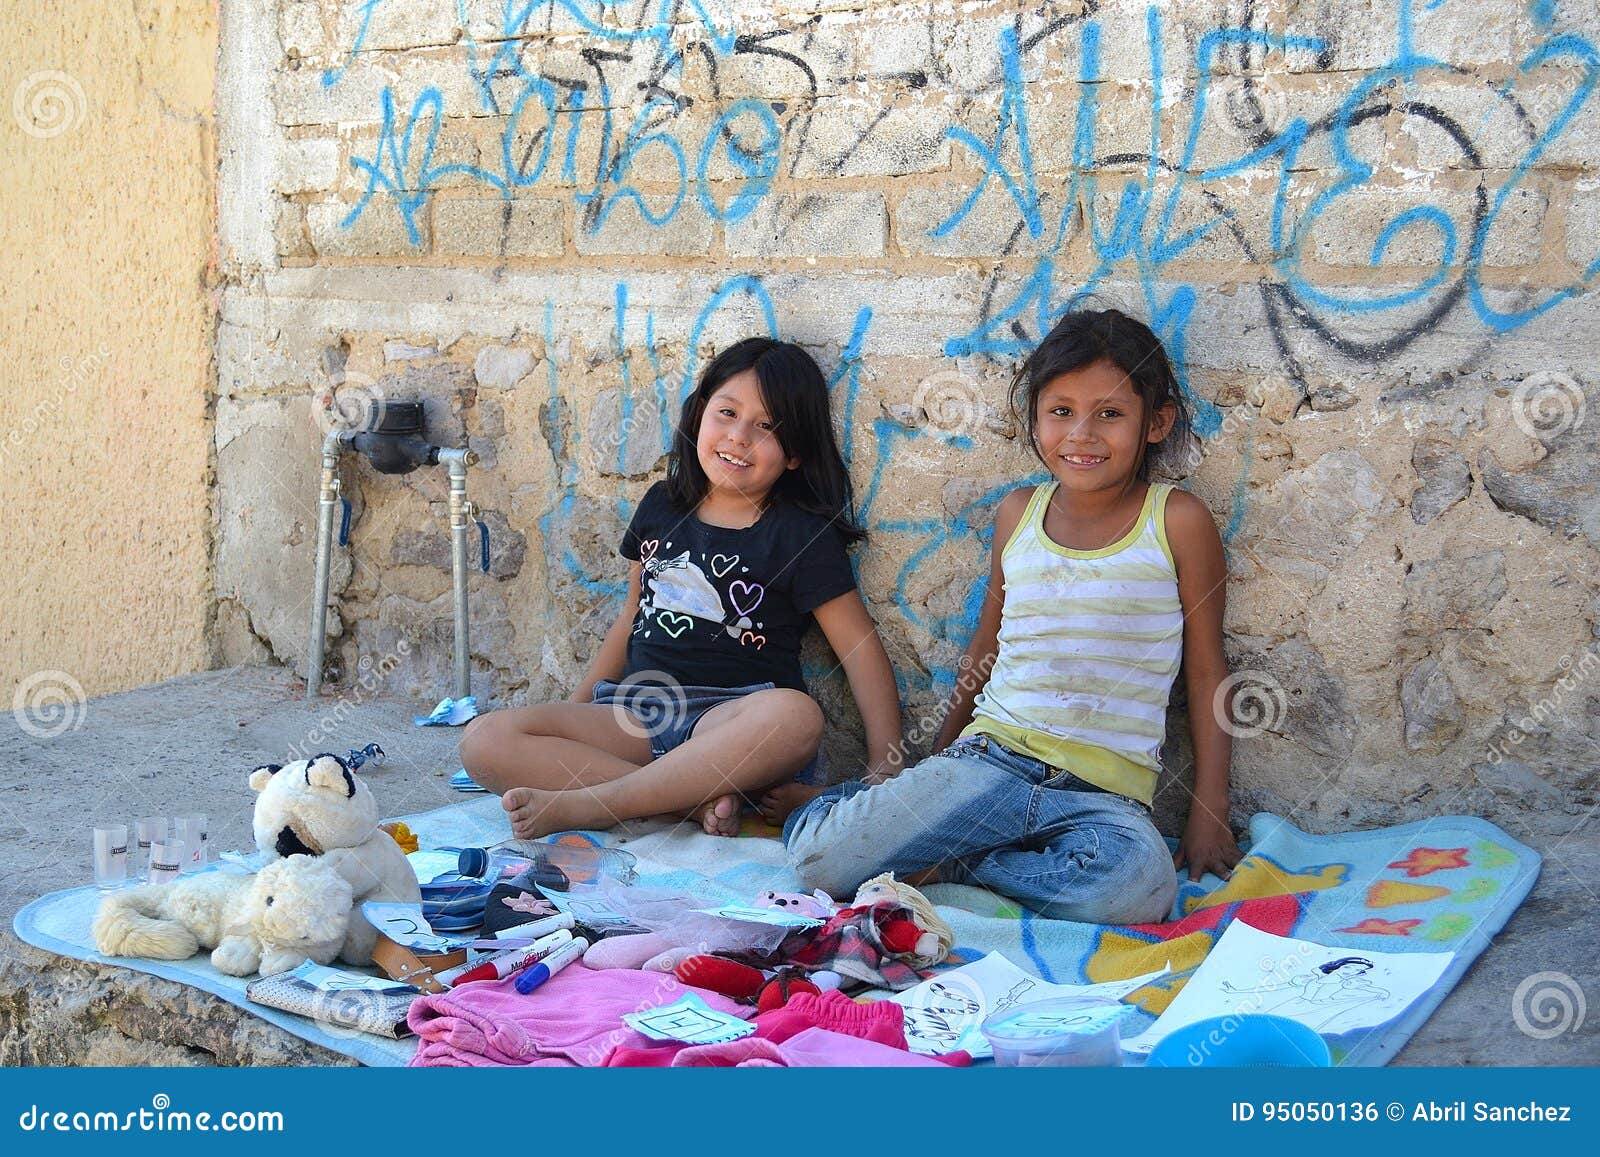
[493,912,575,941]
[437,930,572,987]
[514,936,589,994]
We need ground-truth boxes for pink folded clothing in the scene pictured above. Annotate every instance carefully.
[754,989,907,1048]
[408,964,746,1067]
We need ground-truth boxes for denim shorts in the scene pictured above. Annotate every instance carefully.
[591,678,826,784]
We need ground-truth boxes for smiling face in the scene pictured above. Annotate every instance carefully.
[694,368,800,503]
[1032,358,1175,492]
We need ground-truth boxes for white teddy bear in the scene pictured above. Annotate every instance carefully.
[93,854,352,977]
[249,752,421,964]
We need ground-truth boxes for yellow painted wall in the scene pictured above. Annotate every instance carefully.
[0,1,217,706]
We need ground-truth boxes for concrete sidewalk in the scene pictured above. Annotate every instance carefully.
[1,666,1595,1065]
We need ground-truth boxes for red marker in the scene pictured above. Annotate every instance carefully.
[438,930,571,987]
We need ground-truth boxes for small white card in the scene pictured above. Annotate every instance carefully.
[624,995,753,1046]
[360,902,456,953]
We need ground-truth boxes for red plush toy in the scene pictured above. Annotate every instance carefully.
[675,955,821,1012]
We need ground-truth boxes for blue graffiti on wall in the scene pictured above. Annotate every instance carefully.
[321,1,1599,692]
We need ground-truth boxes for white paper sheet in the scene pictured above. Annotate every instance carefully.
[1122,920,1454,1055]
[891,952,1167,1058]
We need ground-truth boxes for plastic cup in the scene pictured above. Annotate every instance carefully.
[135,817,167,874]
[173,814,207,873]
[981,997,1132,1067]
[1143,1014,1332,1068]
[93,825,129,891]
[147,839,185,885]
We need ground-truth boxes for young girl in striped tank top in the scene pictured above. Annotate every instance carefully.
[769,309,1242,924]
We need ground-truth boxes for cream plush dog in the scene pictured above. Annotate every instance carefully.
[93,854,352,977]
[249,753,421,964]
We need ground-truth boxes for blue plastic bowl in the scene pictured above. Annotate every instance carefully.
[1145,1015,1331,1068]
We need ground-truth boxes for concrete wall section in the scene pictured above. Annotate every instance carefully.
[215,1,1600,834]
[1,1,218,704]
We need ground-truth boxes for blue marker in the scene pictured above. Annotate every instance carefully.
[514,936,588,994]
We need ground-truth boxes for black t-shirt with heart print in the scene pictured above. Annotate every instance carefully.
[618,482,858,692]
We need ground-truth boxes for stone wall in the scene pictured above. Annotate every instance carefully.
[1,1,218,702]
[215,0,1600,835]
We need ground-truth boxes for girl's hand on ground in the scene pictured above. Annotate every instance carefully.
[1173,812,1243,882]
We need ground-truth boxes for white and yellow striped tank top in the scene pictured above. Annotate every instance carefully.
[963,481,1183,805]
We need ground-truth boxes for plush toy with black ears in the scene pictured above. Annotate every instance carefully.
[249,753,421,965]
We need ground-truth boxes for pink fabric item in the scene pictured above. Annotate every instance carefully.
[671,1037,787,1067]
[407,964,746,1067]
[776,1027,950,1067]
[754,989,907,1048]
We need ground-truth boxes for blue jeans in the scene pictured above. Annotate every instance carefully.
[592,679,826,784]
[783,734,1177,923]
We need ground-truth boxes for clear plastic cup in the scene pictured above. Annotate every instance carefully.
[135,817,167,875]
[173,814,207,873]
[147,839,185,885]
[93,825,129,891]
[981,997,1132,1067]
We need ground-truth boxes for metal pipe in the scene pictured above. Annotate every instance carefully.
[306,429,355,698]
[441,448,477,701]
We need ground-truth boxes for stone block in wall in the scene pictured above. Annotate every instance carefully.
[475,345,537,390]
[586,388,667,478]
[433,197,565,258]
[726,191,887,257]
[574,197,714,256]
[1410,437,1472,524]
[897,183,1067,258]
[274,202,311,260]
[1480,186,1549,267]
[1568,179,1600,268]
[1402,654,1464,753]
[707,24,856,99]
[308,200,430,257]
[791,103,952,178]
[1228,636,1356,759]
[1307,188,1474,266]
[337,0,461,51]
[392,509,526,580]
[338,127,482,194]
[278,138,341,195]
[1479,408,1600,550]
[460,0,591,39]
[856,13,943,83]
[279,2,324,61]
[1403,552,1507,631]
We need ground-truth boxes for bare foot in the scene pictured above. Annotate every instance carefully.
[756,782,826,827]
[688,794,742,837]
[502,786,598,839]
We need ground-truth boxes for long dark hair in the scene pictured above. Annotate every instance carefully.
[666,337,865,544]
[1011,308,1191,483]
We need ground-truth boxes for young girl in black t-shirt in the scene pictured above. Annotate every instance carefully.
[461,338,902,838]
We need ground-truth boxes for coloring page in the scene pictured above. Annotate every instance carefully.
[892,952,1167,1058]
[1123,920,1454,1054]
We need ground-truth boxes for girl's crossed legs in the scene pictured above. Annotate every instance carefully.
[460,687,823,838]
